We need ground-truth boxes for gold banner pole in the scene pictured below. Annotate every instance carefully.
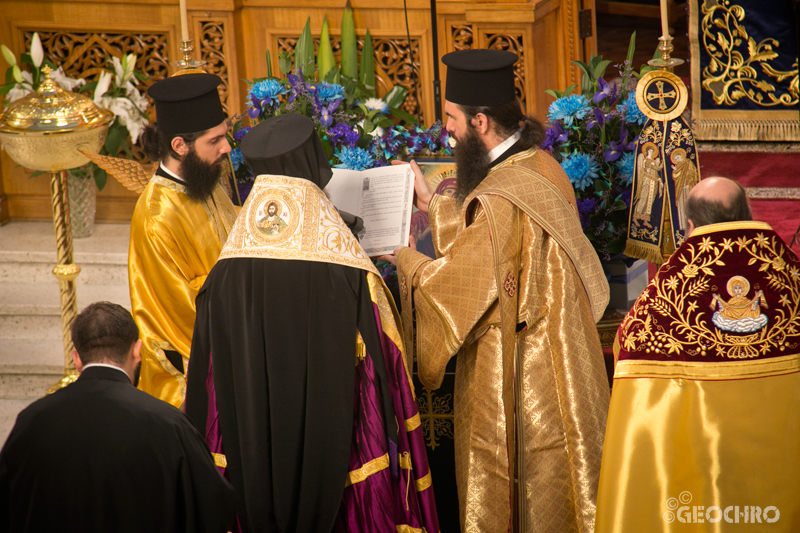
[47,169,81,393]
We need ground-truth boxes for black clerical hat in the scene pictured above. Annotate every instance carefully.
[147,73,226,135]
[240,114,332,189]
[443,49,518,107]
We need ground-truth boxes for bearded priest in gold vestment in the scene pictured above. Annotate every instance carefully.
[596,178,800,532]
[385,50,611,532]
[128,74,237,408]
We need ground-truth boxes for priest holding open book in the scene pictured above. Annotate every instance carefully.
[383,49,611,532]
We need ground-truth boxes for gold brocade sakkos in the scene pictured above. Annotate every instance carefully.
[397,147,611,532]
[129,175,237,408]
[596,221,800,532]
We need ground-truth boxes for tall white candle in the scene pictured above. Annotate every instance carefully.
[179,0,189,41]
[660,0,670,38]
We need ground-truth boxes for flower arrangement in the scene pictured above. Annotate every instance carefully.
[1,34,149,189]
[229,7,450,200]
[542,33,655,261]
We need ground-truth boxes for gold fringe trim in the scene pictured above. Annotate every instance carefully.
[624,240,664,265]
[697,118,800,142]
[212,453,227,468]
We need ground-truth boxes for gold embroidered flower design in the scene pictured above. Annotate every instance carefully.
[504,271,517,298]
[682,264,699,279]
[773,256,786,272]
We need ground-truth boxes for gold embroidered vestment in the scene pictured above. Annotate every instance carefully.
[129,176,237,408]
[397,148,610,532]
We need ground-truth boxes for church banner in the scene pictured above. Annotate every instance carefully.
[689,0,800,141]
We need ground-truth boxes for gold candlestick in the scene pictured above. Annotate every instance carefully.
[648,34,685,72]
[172,39,207,73]
[0,67,113,392]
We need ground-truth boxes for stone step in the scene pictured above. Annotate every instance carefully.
[0,283,131,319]
[0,253,127,285]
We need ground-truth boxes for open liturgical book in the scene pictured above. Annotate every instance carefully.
[324,163,415,257]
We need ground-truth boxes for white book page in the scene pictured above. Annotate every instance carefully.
[325,164,414,256]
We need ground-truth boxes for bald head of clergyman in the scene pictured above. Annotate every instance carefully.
[685,176,753,237]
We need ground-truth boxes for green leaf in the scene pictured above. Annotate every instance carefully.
[5,67,14,84]
[594,179,611,192]
[362,117,375,133]
[278,51,293,77]
[29,170,46,178]
[94,167,107,191]
[612,199,628,211]
[0,84,13,96]
[358,29,375,97]
[20,53,33,66]
[324,66,339,83]
[390,107,418,125]
[592,59,612,80]
[572,60,592,79]
[563,84,578,96]
[318,15,336,80]
[104,125,123,156]
[134,71,148,81]
[340,0,358,79]
[383,85,407,109]
[294,18,315,79]
[79,81,97,94]
[626,31,637,64]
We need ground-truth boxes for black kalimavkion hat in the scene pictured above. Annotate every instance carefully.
[240,114,333,190]
[147,73,226,135]
[442,49,518,107]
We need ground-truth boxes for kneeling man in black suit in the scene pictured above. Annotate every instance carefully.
[0,301,236,533]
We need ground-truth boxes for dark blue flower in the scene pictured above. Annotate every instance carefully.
[616,151,635,185]
[233,126,250,143]
[328,122,360,148]
[230,147,245,172]
[618,92,647,126]
[560,152,600,191]
[334,146,375,171]
[548,94,591,126]
[316,82,345,103]
[542,121,569,151]
[587,107,607,130]
[247,79,289,108]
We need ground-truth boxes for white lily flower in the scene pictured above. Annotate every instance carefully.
[6,71,33,102]
[123,54,136,84]
[93,71,113,103]
[49,67,84,91]
[110,56,124,86]
[30,33,43,68]
[11,65,22,83]
[1,44,16,66]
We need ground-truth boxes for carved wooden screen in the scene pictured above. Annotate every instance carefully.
[275,35,424,122]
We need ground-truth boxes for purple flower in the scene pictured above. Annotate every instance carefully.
[233,127,250,143]
[587,107,607,130]
[593,78,618,105]
[328,122,360,148]
[542,121,569,151]
[577,197,598,230]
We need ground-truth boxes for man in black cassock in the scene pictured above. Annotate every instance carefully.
[0,302,236,533]
[185,114,439,533]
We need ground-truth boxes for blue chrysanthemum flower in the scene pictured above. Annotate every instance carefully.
[619,92,647,126]
[616,151,635,185]
[547,94,591,126]
[560,152,600,191]
[248,79,289,107]
[333,146,375,171]
[316,82,346,102]
[230,148,245,172]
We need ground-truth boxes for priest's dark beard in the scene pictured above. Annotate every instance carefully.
[181,149,224,201]
[454,126,491,204]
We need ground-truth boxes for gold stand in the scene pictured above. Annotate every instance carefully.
[47,170,81,393]
[648,35,685,72]
[171,39,207,73]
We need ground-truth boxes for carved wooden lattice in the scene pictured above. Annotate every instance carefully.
[276,35,423,121]
[24,31,169,161]
[485,33,526,109]
[198,20,229,115]
[451,24,474,51]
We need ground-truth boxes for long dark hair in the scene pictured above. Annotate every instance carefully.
[139,124,203,162]
[459,99,545,150]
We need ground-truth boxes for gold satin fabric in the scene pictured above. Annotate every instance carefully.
[397,148,610,532]
[129,176,237,407]
[596,369,800,532]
